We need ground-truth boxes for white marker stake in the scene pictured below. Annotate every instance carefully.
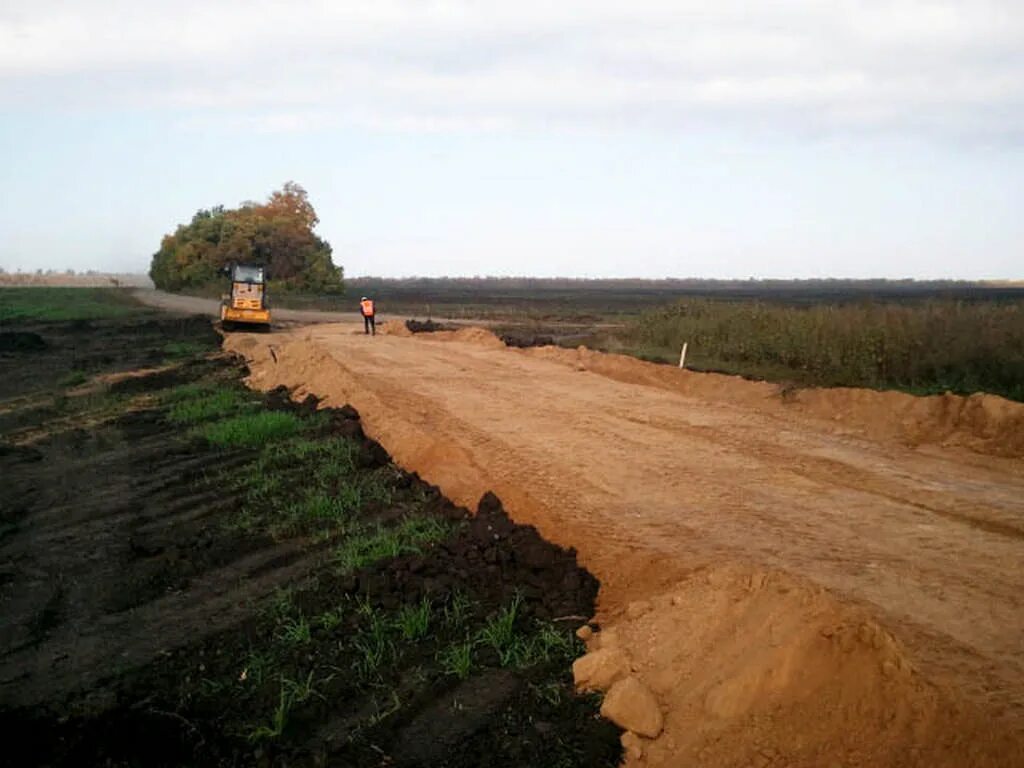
[679,342,688,369]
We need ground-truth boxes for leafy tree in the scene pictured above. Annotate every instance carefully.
[149,183,343,293]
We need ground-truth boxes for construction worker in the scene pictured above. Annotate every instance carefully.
[360,296,376,335]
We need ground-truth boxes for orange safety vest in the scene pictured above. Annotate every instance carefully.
[360,299,375,317]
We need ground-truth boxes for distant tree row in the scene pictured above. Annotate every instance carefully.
[149,183,343,293]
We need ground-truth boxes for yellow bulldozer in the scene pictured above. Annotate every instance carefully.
[220,262,271,330]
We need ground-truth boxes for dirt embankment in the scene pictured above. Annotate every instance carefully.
[524,343,1024,459]
[574,566,1018,767]
[227,323,1024,767]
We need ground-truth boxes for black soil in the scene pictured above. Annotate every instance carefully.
[405,319,455,334]
[0,310,621,767]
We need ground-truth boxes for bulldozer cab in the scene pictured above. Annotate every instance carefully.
[231,264,265,284]
[220,263,271,329]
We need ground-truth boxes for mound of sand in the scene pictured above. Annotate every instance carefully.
[577,564,1017,767]
[527,345,1024,458]
[420,326,506,349]
[375,320,414,337]
[795,387,1024,457]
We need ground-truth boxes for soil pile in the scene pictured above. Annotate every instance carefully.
[501,331,555,348]
[423,326,506,349]
[576,565,1020,767]
[794,386,1024,457]
[406,319,455,334]
[379,320,414,337]
[369,490,599,622]
[530,344,1024,458]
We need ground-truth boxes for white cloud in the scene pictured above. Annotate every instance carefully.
[2,1,1023,137]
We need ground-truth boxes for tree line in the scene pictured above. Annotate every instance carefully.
[149,182,343,293]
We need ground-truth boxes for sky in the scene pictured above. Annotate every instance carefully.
[1,1,1022,279]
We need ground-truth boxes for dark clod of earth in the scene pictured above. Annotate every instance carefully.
[404,319,454,334]
[499,333,555,349]
[0,308,622,767]
[403,318,556,350]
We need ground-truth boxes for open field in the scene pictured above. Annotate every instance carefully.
[0,273,152,289]
[602,297,1024,401]
[0,291,620,766]
[0,287,147,323]
[223,317,1024,767]
[342,277,1024,322]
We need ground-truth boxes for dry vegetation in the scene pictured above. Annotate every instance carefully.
[614,298,1024,401]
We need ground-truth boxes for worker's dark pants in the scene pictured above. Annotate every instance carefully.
[364,315,375,335]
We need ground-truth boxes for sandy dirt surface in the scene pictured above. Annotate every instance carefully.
[222,321,1024,766]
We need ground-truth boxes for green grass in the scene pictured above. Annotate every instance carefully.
[472,596,577,669]
[334,516,456,574]
[60,370,88,387]
[477,596,523,667]
[247,671,325,742]
[524,623,577,665]
[350,606,393,682]
[284,492,353,525]
[258,436,358,475]
[223,434,399,538]
[272,484,390,538]
[317,608,344,631]
[394,598,432,641]
[240,649,273,687]
[162,382,217,403]
[168,387,254,425]
[162,340,207,360]
[196,411,304,448]
[267,587,295,618]
[0,287,143,322]
[443,589,474,631]
[276,614,312,645]
[438,642,474,680]
[248,686,291,742]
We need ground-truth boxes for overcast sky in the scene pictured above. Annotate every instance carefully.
[1,1,1022,278]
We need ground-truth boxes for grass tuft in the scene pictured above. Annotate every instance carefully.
[394,598,432,641]
[247,671,326,742]
[196,411,303,448]
[443,589,474,631]
[162,340,207,360]
[477,595,523,667]
[351,608,393,682]
[334,516,456,574]
[60,370,88,387]
[317,608,344,631]
[438,642,474,680]
[168,388,254,425]
[276,614,311,645]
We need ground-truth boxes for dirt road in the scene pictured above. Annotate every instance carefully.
[218,318,1024,766]
[132,288,362,325]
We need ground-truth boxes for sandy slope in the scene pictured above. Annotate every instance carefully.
[223,322,1024,766]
